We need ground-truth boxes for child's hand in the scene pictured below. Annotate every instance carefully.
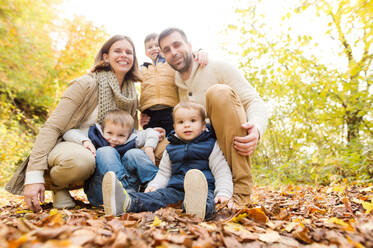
[145,186,156,193]
[194,49,208,67]
[153,127,166,141]
[82,140,96,156]
[214,195,230,204]
[144,146,156,165]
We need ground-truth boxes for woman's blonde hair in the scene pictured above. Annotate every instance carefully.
[92,35,142,82]
[102,109,134,131]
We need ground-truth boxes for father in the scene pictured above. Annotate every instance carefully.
[158,28,268,205]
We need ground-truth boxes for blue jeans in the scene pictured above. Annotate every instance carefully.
[127,187,215,220]
[85,147,158,206]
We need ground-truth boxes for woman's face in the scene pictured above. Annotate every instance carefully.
[103,39,134,77]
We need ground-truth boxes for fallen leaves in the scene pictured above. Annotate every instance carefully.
[0,184,372,247]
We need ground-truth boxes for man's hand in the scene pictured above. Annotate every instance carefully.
[144,146,156,165]
[140,113,150,128]
[214,195,230,204]
[83,140,96,156]
[145,186,156,193]
[234,123,260,156]
[24,183,45,212]
[153,127,166,141]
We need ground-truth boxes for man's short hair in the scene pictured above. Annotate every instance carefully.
[102,109,134,131]
[172,102,206,122]
[144,33,158,45]
[158,27,188,48]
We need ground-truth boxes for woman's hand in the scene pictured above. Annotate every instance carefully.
[144,146,156,165]
[83,140,96,156]
[214,195,230,204]
[24,183,45,212]
[145,186,156,193]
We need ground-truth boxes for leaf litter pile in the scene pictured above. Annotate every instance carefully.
[0,184,372,247]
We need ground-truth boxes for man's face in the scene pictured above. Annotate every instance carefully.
[159,31,193,73]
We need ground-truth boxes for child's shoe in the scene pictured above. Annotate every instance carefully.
[52,190,76,209]
[184,169,208,219]
[102,171,130,216]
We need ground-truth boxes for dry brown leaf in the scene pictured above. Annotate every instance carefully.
[112,231,129,248]
[259,230,281,243]
[69,228,95,246]
[36,226,72,241]
[108,218,124,232]
[292,226,312,244]
[41,239,80,248]
[222,235,243,248]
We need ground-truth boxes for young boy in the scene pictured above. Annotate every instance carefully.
[102,102,233,220]
[63,109,159,206]
[140,33,207,135]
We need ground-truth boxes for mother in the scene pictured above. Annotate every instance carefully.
[6,35,150,212]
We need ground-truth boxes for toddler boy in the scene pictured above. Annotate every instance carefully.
[63,109,159,206]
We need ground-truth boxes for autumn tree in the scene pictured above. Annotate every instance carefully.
[0,0,108,185]
[226,0,372,184]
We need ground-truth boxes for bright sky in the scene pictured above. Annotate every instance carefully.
[59,0,343,70]
[59,0,238,64]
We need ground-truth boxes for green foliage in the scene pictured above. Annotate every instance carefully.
[0,0,108,185]
[228,0,373,185]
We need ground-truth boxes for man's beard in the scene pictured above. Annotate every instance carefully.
[170,52,193,73]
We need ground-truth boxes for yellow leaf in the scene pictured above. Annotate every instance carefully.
[231,213,248,223]
[151,216,162,227]
[327,217,354,231]
[50,208,59,216]
[16,209,33,214]
[362,201,373,214]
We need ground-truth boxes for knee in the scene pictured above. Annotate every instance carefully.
[50,150,95,187]
[123,149,144,161]
[206,84,234,106]
[96,146,116,157]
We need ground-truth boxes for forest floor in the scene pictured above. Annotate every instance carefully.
[0,184,372,248]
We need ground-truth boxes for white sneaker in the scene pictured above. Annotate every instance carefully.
[184,169,208,219]
[52,190,76,209]
[102,171,130,216]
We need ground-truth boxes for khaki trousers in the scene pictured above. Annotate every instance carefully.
[206,84,253,197]
[46,142,96,191]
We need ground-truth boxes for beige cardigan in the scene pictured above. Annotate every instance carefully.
[175,60,268,136]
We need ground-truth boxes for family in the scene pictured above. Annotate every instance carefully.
[6,27,268,220]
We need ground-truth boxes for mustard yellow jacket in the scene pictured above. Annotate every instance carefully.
[140,62,179,112]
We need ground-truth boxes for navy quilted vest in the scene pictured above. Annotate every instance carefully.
[166,126,216,191]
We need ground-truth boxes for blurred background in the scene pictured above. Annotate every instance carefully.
[0,0,371,186]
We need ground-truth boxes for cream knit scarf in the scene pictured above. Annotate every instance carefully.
[95,70,138,124]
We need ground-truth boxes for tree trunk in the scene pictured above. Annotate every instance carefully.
[345,110,362,143]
